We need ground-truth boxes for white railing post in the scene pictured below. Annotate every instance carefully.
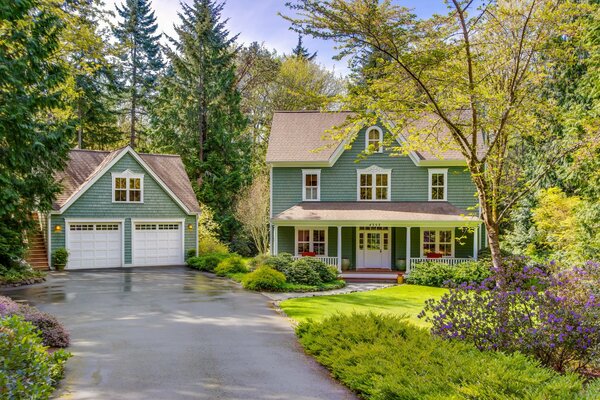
[473,226,479,260]
[273,225,278,255]
[337,226,342,272]
[406,227,411,274]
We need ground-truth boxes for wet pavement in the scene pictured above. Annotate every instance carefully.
[1,267,355,400]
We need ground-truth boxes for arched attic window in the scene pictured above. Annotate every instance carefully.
[365,126,383,153]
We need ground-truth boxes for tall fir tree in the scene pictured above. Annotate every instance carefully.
[291,34,317,61]
[152,0,251,243]
[114,0,164,148]
[0,0,72,267]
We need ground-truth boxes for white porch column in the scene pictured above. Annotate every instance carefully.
[273,225,279,255]
[337,226,342,272]
[473,226,479,260]
[406,227,411,274]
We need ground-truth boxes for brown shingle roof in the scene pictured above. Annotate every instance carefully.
[266,111,480,164]
[53,148,201,214]
[273,202,480,223]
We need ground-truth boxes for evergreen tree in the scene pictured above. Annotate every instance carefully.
[0,0,72,267]
[291,34,317,61]
[152,0,251,243]
[114,0,164,148]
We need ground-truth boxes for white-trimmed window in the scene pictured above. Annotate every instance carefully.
[357,166,391,201]
[302,169,321,201]
[112,170,144,203]
[366,126,383,153]
[421,228,454,257]
[296,228,327,256]
[428,168,447,201]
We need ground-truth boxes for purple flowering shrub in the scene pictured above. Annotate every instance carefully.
[0,295,70,348]
[420,258,600,373]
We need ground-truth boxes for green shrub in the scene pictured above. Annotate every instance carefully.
[286,259,322,286]
[0,316,71,399]
[51,248,68,271]
[198,237,229,255]
[242,267,286,291]
[300,257,338,283]
[248,254,271,270]
[0,264,45,286]
[214,256,249,276]
[297,313,587,400]
[185,249,197,260]
[264,252,294,273]
[187,253,231,272]
[406,260,491,287]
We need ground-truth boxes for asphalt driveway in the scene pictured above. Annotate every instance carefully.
[1,267,355,400]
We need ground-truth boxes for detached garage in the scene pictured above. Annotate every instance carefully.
[46,147,201,270]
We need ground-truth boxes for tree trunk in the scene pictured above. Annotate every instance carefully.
[130,44,137,149]
[77,100,83,149]
[471,167,503,270]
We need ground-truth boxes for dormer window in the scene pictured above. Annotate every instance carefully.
[302,169,321,201]
[428,169,447,201]
[366,126,383,153]
[113,170,144,203]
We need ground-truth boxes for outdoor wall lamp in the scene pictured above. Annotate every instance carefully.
[54,225,62,233]
[187,224,193,230]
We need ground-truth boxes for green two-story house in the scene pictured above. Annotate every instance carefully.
[40,146,201,270]
[267,111,487,274]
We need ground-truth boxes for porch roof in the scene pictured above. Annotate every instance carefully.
[272,202,481,226]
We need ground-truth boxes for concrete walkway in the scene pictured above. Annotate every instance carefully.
[1,267,355,400]
[263,283,395,301]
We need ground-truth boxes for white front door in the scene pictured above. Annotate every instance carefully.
[67,222,122,269]
[357,228,391,269]
[132,222,183,266]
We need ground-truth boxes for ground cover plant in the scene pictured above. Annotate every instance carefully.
[420,257,600,374]
[0,264,45,287]
[0,316,71,400]
[186,252,233,272]
[297,313,591,400]
[406,260,491,287]
[280,285,446,327]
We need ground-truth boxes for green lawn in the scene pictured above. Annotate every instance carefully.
[279,284,447,327]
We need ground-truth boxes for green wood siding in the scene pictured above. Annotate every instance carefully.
[49,153,198,264]
[272,124,478,216]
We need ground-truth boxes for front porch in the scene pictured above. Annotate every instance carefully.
[271,201,486,274]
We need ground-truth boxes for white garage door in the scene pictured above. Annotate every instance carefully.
[132,222,183,266]
[67,223,122,269]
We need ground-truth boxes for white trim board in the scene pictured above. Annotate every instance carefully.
[302,169,321,201]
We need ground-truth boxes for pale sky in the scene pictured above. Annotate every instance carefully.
[103,0,451,76]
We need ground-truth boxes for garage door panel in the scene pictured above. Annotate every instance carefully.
[133,222,183,266]
[67,223,122,269]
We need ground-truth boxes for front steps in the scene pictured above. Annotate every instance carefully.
[341,269,403,283]
[25,215,49,270]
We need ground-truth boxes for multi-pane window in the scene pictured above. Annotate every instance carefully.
[113,172,143,203]
[302,170,320,201]
[359,172,390,201]
[428,169,447,201]
[296,228,326,256]
[422,229,453,257]
[366,127,383,153]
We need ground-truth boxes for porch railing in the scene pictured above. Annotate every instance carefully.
[292,255,339,267]
[410,257,473,266]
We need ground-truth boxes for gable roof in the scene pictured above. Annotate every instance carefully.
[53,147,201,214]
[266,111,476,166]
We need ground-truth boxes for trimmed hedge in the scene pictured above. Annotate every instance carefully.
[297,313,589,399]
[264,252,294,273]
[0,296,69,348]
[242,267,286,291]
[0,316,71,399]
[286,259,323,285]
[214,256,248,276]
[186,253,231,272]
[406,260,491,287]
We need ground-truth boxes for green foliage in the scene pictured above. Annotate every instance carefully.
[186,253,231,272]
[286,259,322,286]
[113,0,164,147]
[296,313,588,400]
[281,280,345,293]
[0,316,71,399]
[242,267,287,291]
[406,261,491,287]
[0,264,45,286]
[214,256,248,277]
[298,257,338,283]
[198,237,229,256]
[0,0,72,268]
[151,0,251,244]
[248,253,271,270]
[264,253,294,273]
[51,248,69,270]
[185,249,197,260]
